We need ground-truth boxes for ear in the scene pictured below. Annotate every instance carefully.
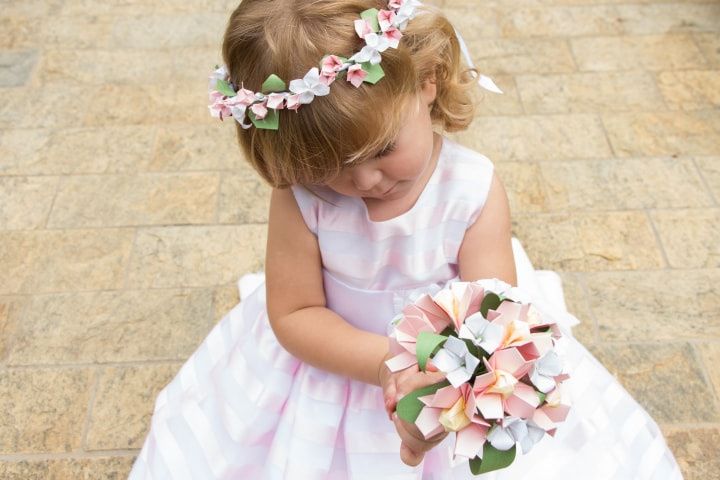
[420,76,437,107]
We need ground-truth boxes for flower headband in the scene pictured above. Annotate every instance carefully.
[208,0,501,130]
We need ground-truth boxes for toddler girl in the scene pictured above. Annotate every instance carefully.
[130,0,681,478]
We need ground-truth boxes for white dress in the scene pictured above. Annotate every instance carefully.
[129,137,682,479]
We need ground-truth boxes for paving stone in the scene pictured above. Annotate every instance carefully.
[694,156,720,202]
[512,211,664,271]
[556,271,596,344]
[0,176,59,229]
[517,71,664,113]
[698,343,720,400]
[0,85,88,129]
[657,70,720,111]
[464,37,577,74]
[539,158,713,210]
[86,364,179,450]
[665,427,720,480]
[0,296,28,365]
[0,456,134,480]
[616,4,720,35]
[571,34,708,71]
[219,176,271,224]
[5,288,213,365]
[450,114,611,161]
[603,111,720,157]
[126,225,267,288]
[0,50,38,87]
[0,229,134,294]
[108,14,226,49]
[589,343,719,423]
[651,208,720,269]
[48,173,218,228]
[473,74,524,116]
[60,0,236,14]
[442,7,501,40]
[0,369,93,453]
[583,269,720,342]
[213,282,241,324]
[495,162,547,213]
[496,5,623,37]
[694,33,720,67]
[0,17,40,49]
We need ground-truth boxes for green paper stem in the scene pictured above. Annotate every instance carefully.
[415,331,447,372]
[396,379,450,423]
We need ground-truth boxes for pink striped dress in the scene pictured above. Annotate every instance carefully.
[130,137,681,479]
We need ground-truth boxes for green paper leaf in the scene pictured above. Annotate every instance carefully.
[415,331,447,372]
[537,391,546,404]
[480,292,502,317]
[261,74,287,94]
[439,325,456,337]
[469,456,483,475]
[361,61,385,84]
[477,444,517,474]
[216,79,237,97]
[396,379,450,423]
[360,8,381,32]
[248,108,279,130]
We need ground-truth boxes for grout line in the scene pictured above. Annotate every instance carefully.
[596,113,618,158]
[690,343,720,405]
[644,208,672,269]
[42,175,63,229]
[0,450,140,462]
[690,157,719,206]
[80,369,101,452]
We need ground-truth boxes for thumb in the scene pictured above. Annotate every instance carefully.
[400,441,424,467]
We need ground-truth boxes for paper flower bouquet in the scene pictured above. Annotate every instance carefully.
[385,279,571,475]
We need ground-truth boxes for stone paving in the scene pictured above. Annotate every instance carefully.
[1,0,719,478]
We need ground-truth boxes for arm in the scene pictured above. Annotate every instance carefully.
[457,171,517,286]
[265,187,389,386]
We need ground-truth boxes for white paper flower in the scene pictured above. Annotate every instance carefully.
[487,416,544,453]
[432,336,480,388]
[350,33,391,65]
[458,311,504,354]
[393,0,421,29]
[529,351,563,393]
[208,65,228,91]
[288,67,331,104]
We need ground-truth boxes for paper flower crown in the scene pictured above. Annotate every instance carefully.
[208,0,501,131]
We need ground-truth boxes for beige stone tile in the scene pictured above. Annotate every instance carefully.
[617,4,720,35]
[5,289,213,365]
[539,158,714,210]
[213,283,241,324]
[495,162,547,213]
[464,38,577,75]
[61,0,237,14]
[0,176,59,229]
[152,124,255,173]
[39,16,114,49]
[0,85,88,129]
[657,70,720,111]
[219,176,271,224]
[512,211,664,271]
[87,364,179,450]
[583,269,720,342]
[651,208,720,269]
[442,7,502,40]
[665,428,720,480]
[48,173,219,228]
[556,271,596,344]
[0,17,40,49]
[448,0,714,4]
[449,114,612,161]
[0,456,134,480]
[0,369,93,453]
[0,297,28,365]
[603,111,720,157]
[0,127,157,176]
[108,14,226,49]
[0,0,64,16]
[0,50,39,87]
[36,47,221,86]
[589,343,718,423]
[496,5,623,37]
[0,229,134,294]
[698,343,720,400]
[694,33,720,67]
[473,75,524,116]
[694,156,720,202]
[571,35,708,72]
[517,72,664,114]
[126,225,267,288]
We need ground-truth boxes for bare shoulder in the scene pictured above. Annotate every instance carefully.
[265,187,326,324]
[457,171,517,286]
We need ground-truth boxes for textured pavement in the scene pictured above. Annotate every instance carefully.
[1,0,719,478]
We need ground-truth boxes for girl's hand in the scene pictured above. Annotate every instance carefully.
[378,351,449,466]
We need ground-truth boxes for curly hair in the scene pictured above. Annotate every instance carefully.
[222,0,481,188]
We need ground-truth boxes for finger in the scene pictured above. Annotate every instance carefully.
[400,441,424,467]
[392,413,436,455]
[396,370,447,398]
[384,381,397,420]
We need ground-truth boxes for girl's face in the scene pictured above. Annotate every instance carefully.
[323,81,438,201]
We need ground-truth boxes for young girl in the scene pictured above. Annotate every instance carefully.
[130,0,681,478]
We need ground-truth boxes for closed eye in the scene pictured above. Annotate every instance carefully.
[378,142,396,157]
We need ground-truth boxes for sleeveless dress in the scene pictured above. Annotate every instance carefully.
[129,137,682,480]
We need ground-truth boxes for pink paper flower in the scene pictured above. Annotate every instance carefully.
[378,9,396,32]
[285,94,302,111]
[473,350,541,420]
[250,100,268,120]
[346,64,368,88]
[354,19,373,39]
[383,26,403,49]
[320,55,344,86]
[266,93,286,110]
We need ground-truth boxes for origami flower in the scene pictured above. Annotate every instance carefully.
[393,0,421,29]
[378,9,396,32]
[529,351,563,393]
[383,26,403,49]
[354,18,373,39]
[266,92,286,110]
[487,417,545,454]
[532,383,571,437]
[474,351,541,420]
[208,91,232,119]
[346,63,368,88]
[289,67,331,104]
[432,336,480,388]
[319,55,345,85]
[432,282,484,331]
[207,64,228,91]
[285,93,302,111]
[351,32,391,65]
[250,99,268,120]
[458,311,504,354]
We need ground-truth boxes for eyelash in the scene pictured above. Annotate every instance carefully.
[378,143,396,157]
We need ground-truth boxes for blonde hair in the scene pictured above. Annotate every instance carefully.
[222,0,480,188]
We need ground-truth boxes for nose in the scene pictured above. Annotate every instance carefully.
[351,165,382,192]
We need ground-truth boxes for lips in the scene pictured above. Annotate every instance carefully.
[381,183,397,196]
